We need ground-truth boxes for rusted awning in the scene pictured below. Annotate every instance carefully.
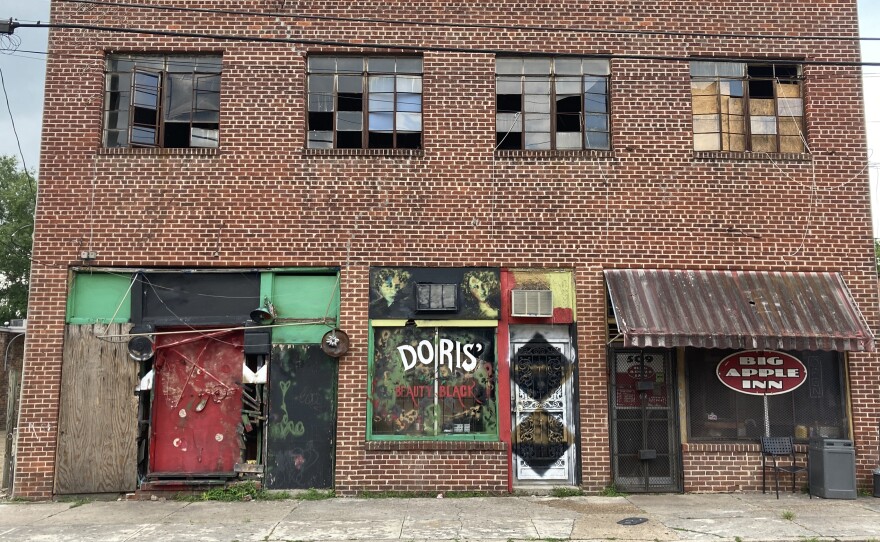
[604,269,874,352]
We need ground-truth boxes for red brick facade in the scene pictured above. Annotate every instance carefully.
[16,0,878,499]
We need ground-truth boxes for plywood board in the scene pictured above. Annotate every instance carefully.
[55,324,138,494]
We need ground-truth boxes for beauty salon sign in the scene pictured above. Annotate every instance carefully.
[716,350,807,395]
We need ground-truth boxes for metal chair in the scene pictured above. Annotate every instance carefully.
[760,436,807,499]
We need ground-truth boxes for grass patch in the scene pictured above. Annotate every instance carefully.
[550,486,585,498]
[199,481,290,502]
[781,510,795,521]
[598,485,627,497]
[58,497,91,509]
[294,488,334,501]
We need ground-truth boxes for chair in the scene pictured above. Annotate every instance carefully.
[760,436,807,499]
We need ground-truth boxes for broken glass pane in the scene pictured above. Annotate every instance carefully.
[556,111,580,132]
[584,131,609,149]
[308,131,334,148]
[496,94,522,113]
[190,126,219,147]
[165,73,194,122]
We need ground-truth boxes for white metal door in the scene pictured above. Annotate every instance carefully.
[511,325,576,483]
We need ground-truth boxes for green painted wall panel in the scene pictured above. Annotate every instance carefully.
[67,273,132,323]
[273,275,339,320]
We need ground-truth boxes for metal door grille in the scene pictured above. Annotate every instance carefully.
[610,349,681,492]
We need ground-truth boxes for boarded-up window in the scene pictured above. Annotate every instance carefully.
[690,62,804,153]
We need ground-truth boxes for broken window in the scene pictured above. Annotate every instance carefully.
[307,56,423,149]
[495,57,610,151]
[104,55,222,148]
[690,61,804,153]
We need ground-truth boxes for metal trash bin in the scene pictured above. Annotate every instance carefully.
[809,438,857,499]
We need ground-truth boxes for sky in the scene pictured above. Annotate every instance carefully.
[0,0,878,234]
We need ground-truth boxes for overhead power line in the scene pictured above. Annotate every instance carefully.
[54,0,880,43]
[10,21,880,67]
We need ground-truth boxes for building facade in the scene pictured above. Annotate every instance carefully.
[14,0,879,499]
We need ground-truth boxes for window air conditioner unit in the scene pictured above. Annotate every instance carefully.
[511,289,553,317]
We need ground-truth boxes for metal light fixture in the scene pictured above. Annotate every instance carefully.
[321,328,350,358]
[250,297,276,325]
[127,324,155,361]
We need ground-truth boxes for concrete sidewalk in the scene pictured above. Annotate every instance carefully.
[0,492,878,542]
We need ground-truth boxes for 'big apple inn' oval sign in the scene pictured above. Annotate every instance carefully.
[716,351,808,395]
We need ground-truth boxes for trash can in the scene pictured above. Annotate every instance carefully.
[808,438,857,499]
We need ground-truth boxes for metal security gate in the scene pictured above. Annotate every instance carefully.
[610,349,681,492]
[511,325,576,484]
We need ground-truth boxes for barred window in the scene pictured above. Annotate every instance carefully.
[104,55,221,148]
[495,57,610,151]
[307,57,423,149]
[686,349,847,443]
[690,61,804,153]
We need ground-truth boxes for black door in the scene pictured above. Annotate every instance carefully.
[267,344,337,489]
[610,349,681,492]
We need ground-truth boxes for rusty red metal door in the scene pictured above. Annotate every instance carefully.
[149,330,244,475]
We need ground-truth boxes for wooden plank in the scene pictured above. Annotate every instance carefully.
[55,324,138,494]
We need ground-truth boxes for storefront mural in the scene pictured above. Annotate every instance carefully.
[369,267,500,319]
[716,350,807,395]
[370,326,497,437]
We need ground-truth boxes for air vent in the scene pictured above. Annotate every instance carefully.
[511,289,553,317]
[416,283,459,312]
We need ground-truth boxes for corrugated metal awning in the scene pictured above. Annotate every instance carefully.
[604,269,874,352]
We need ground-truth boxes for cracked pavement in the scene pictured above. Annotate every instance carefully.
[0,492,878,541]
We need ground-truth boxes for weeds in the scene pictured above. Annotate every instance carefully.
[59,497,91,509]
[598,484,627,497]
[550,486,585,497]
[199,481,290,502]
[781,510,795,521]
[294,488,334,501]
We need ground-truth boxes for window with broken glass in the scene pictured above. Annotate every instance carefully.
[307,57,422,149]
[103,55,222,148]
[495,57,610,151]
[690,61,805,153]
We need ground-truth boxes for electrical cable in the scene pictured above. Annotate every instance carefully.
[0,66,37,197]
[11,21,880,67]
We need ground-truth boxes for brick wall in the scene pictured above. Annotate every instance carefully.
[16,0,877,499]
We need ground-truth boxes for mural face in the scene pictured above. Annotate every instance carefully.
[369,267,500,319]
[370,326,497,437]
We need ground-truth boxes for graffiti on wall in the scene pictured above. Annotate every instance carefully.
[267,344,337,489]
[369,267,501,319]
[371,326,497,437]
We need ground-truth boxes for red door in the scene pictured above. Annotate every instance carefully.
[149,330,244,475]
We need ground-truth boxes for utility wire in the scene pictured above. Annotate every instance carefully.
[0,66,37,197]
[53,0,880,43]
[11,21,880,67]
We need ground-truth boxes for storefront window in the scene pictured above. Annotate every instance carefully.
[369,326,497,439]
[686,349,848,443]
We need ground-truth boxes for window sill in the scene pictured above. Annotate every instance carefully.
[98,147,220,157]
[693,151,812,162]
[302,148,424,158]
[364,440,506,452]
[683,441,808,453]
[495,149,615,160]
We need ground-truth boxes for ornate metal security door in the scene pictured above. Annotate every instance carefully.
[511,326,576,483]
[610,349,681,492]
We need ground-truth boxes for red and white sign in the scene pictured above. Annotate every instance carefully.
[716,350,807,395]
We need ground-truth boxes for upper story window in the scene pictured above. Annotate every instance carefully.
[307,56,423,149]
[496,57,610,151]
[104,55,222,148]
[690,61,804,153]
